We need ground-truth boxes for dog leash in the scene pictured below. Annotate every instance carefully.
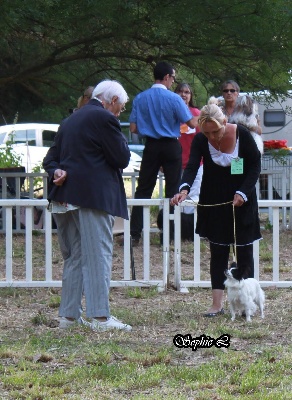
[232,204,237,265]
[185,198,237,268]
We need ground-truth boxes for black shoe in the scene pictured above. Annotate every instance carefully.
[203,308,224,318]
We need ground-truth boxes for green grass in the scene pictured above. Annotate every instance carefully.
[31,311,49,326]
[1,217,292,399]
[125,286,159,299]
[0,330,291,399]
[48,294,61,308]
[0,285,291,400]
[0,287,27,298]
[259,238,273,262]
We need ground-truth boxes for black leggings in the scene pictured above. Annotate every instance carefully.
[209,242,254,289]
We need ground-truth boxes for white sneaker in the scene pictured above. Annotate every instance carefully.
[91,316,132,331]
[59,316,91,329]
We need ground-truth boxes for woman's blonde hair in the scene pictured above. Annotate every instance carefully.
[198,103,226,130]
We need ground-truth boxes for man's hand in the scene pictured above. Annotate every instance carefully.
[53,169,67,186]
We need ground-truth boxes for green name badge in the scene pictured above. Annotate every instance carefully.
[231,158,244,174]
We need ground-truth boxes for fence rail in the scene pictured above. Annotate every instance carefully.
[0,198,291,290]
[1,169,292,231]
[0,198,169,290]
[173,199,292,292]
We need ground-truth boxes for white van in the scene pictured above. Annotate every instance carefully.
[0,123,59,172]
[252,92,292,200]
[254,91,292,147]
[0,122,141,173]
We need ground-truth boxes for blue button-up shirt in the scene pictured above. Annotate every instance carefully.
[129,84,193,139]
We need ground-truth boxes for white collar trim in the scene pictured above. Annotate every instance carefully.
[151,84,167,89]
[93,96,103,104]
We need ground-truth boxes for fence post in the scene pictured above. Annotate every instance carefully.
[162,198,170,288]
[5,207,13,282]
[173,203,181,290]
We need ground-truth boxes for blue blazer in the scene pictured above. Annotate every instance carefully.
[43,99,131,219]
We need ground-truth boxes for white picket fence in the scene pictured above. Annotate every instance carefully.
[173,199,292,292]
[0,198,292,290]
[0,198,169,290]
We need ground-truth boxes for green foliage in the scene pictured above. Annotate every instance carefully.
[31,162,45,190]
[0,113,23,167]
[0,0,291,122]
[264,149,292,166]
[0,134,23,168]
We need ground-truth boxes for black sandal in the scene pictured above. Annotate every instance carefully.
[203,308,224,317]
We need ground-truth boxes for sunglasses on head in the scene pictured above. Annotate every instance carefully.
[223,89,237,93]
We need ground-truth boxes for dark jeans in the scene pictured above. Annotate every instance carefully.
[130,137,182,239]
[210,242,254,289]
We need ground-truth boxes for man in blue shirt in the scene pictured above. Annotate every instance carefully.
[129,61,198,244]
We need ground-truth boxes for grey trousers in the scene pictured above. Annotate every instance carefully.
[54,208,114,319]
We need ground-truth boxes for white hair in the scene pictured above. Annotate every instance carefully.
[229,95,259,132]
[208,96,219,105]
[92,80,129,104]
[229,95,263,154]
[208,96,225,108]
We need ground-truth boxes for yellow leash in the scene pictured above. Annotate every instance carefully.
[186,198,237,265]
[197,200,233,207]
[232,204,237,264]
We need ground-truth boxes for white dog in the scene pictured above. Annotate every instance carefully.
[224,265,265,322]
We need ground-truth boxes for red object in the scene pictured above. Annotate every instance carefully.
[179,107,200,169]
[263,140,288,150]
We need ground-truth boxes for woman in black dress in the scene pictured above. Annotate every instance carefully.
[171,103,262,316]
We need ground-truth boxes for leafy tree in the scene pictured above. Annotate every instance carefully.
[0,0,291,123]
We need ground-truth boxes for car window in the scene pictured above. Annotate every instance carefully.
[263,110,286,127]
[42,130,57,147]
[11,129,37,146]
[0,132,6,144]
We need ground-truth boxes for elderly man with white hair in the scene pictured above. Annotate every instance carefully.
[43,80,132,331]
